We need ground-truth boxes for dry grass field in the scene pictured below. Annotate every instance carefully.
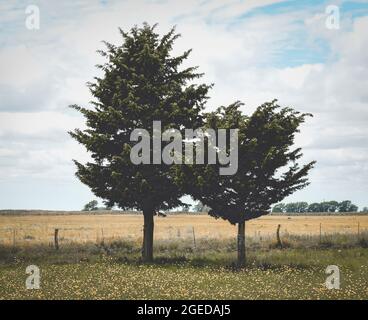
[0,213,366,246]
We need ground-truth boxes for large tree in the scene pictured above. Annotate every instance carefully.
[69,23,211,262]
[183,100,315,266]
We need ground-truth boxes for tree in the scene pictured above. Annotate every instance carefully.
[278,201,308,213]
[183,100,315,266]
[320,201,339,212]
[326,200,339,212]
[338,200,358,212]
[272,203,285,213]
[308,202,321,212]
[83,200,99,211]
[296,201,309,213]
[69,23,211,262]
[285,202,297,213]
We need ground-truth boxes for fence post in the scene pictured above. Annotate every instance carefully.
[54,228,59,250]
[319,223,322,244]
[358,222,360,239]
[276,224,282,248]
[101,228,105,245]
[192,226,196,250]
[13,229,16,248]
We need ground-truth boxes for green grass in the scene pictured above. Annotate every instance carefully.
[0,235,368,299]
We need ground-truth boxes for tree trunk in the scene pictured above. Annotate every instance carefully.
[142,207,154,262]
[237,221,246,267]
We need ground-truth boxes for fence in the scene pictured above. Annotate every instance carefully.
[0,221,365,249]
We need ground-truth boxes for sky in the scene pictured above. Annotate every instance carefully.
[0,0,367,210]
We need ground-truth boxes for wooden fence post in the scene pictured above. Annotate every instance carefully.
[276,224,282,248]
[101,228,105,245]
[54,228,59,250]
[192,226,196,250]
[13,229,16,248]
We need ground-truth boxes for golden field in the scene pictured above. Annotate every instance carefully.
[0,213,367,246]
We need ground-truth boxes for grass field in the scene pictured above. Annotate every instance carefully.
[1,239,368,299]
[1,257,368,299]
[0,213,367,246]
[0,213,367,299]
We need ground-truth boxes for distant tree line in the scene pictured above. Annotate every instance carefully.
[272,200,362,213]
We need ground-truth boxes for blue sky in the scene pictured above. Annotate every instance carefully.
[0,0,368,210]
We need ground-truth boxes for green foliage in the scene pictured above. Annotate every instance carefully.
[321,201,339,212]
[83,200,99,211]
[272,203,285,213]
[308,202,322,213]
[69,23,211,212]
[273,200,359,213]
[183,100,315,224]
[338,200,358,212]
[284,202,308,213]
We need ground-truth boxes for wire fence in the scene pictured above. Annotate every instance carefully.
[0,221,365,248]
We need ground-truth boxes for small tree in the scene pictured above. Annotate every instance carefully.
[184,100,315,266]
[83,200,99,211]
[70,24,211,262]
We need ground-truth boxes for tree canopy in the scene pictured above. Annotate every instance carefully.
[183,100,315,224]
[182,100,315,265]
[69,23,212,261]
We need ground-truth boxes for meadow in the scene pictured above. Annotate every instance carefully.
[0,213,368,299]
